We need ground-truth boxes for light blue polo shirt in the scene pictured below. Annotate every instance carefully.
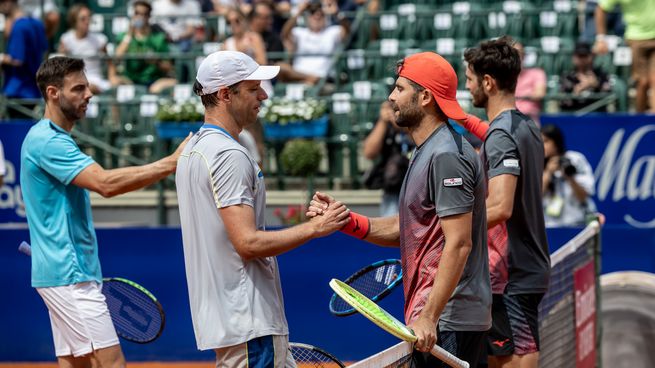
[20,119,100,288]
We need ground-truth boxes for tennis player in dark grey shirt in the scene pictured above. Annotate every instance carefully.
[309,52,491,368]
[461,37,550,368]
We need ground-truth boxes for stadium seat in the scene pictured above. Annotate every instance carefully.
[366,39,416,80]
[532,37,575,77]
[89,0,127,14]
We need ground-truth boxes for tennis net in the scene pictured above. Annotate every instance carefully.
[349,221,602,368]
[538,220,602,368]
[349,342,413,368]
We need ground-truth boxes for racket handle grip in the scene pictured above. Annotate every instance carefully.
[430,344,469,368]
[18,241,32,256]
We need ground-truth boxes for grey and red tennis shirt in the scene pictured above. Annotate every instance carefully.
[482,110,550,295]
[399,122,491,332]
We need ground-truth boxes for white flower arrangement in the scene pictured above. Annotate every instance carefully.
[259,98,327,125]
[156,99,205,122]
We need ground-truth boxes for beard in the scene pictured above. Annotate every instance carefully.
[471,85,488,108]
[392,95,425,128]
[60,96,86,122]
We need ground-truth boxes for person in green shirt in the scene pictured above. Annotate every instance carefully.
[594,0,655,113]
[112,0,177,94]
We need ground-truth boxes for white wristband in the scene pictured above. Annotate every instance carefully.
[595,34,607,42]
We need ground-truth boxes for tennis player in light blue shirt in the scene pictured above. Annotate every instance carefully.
[21,118,99,287]
[21,56,189,367]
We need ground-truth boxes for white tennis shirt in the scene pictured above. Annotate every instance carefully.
[176,126,288,350]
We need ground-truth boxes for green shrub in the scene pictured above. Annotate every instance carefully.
[280,139,322,177]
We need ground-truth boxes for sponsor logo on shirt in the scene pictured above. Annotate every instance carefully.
[443,177,463,187]
[503,159,519,168]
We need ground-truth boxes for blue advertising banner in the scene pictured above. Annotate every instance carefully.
[541,114,655,228]
[0,121,32,222]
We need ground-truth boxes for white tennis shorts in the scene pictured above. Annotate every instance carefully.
[37,281,119,357]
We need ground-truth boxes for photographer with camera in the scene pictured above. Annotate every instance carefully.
[542,124,596,227]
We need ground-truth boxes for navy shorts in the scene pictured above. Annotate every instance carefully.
[487,293,544,356]
[412,329,488,368]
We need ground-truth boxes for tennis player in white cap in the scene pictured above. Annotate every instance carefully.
[175,51,350,367]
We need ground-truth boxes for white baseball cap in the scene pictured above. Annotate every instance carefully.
[194,51,280,96]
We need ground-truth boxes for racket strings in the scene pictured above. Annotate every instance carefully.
[290,345,344,368]
[103,281,163,342]
[332,262,401,314]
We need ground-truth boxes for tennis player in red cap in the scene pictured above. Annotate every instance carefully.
[308,52,492,367]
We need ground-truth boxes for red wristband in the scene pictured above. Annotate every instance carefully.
[340,212,370,239]
[463,114,489,140]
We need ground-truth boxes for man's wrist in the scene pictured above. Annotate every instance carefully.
[595,34,607,42]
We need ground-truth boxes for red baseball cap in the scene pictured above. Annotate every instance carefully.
[397,52,466,120]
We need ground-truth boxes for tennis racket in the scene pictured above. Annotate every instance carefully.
[329,259,402,317]
[18,241,165,344]
[329,279,469,368]
[289,342,345,368]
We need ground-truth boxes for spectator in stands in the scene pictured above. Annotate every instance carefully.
[224,7,274,96]
[204,0,254,16]
[582,0,624,44]
[514,41,547,124]
[59,4,117,94]
[19,0,59,41]
[280,1,347,85]
[560,41,611,112]
[542,124,596,227]
[249,1,285,62]
[114,0,177,94]
[0,0,48,118]
[225,7,268,65]
[362,101,414,216]
[594,0,655,113]
[151,0,202,52]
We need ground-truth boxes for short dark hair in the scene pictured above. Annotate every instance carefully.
[464,36,521,93]
[36,57,86,101]
[541,124,566,155]
[132,0,152,14]
[193,80,241,108]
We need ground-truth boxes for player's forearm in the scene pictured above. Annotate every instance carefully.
[486,201,512,228]
[364,216,400,247]
[421,237,472,322]
[455,114,489,140]
[239,222,319,260]
[96,157,176,197]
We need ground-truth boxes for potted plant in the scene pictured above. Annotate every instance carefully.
[280,138,323,206]
[259,98,328,139]
[155,99,205,139]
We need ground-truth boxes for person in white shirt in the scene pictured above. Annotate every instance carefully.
[542,124,596,227]
[279,1,347,85]
[58,4,117,93]
[151,0,202,52]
